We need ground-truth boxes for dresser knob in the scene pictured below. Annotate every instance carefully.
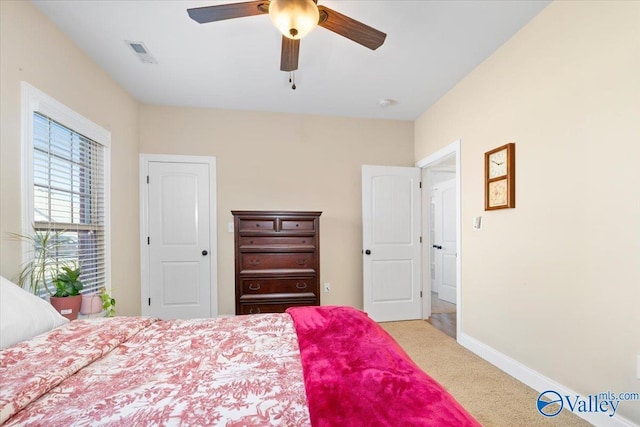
[248,283,261,291]
[249,307,261,314]
[296,258,307,265]
[296,282,308,289]
[249,259,260,266]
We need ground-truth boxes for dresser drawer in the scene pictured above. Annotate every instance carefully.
[240,253,316,272]
[240,277,317,296]
[237,218,276,233]
[238,300,317,315]
[281,219,315,232]
[239,236,315,249]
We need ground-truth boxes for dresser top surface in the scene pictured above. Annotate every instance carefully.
[231,210,322,217]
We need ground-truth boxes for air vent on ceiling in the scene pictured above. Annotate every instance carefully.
[125,40,157,64]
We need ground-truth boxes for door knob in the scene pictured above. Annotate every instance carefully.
[365,249,371,255]
[432,245,442,250]
[202,250,208,256]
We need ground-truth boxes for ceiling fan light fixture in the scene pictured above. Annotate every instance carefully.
[269,0,319,40]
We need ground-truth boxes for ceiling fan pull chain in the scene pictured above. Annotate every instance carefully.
[291,71,296,90]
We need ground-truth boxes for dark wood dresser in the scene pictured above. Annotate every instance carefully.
[232,210,321,315]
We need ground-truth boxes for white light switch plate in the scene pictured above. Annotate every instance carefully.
[228,222,234,233]
[473,216,482,230]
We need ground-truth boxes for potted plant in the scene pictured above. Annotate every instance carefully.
[100,288,116,317]
[10,227,87,320]
[10,227,70,296]
[10,227,111,320]
[80,288,116,317]
[49,265,84,320]
[80,293,103,315]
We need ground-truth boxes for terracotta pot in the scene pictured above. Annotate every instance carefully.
[80,294,103,315]
[50,295,82,320]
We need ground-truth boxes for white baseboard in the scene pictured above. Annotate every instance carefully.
[458,332,638,427]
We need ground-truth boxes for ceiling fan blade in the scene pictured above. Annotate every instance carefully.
[280,36,300,72]
[317,6,386,50]
[187,1,269,24]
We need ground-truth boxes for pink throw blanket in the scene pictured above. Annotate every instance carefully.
[287,306,481,427]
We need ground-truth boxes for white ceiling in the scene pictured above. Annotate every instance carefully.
[32,0,550,121]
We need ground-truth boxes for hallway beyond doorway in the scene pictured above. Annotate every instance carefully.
[428,292,456,339]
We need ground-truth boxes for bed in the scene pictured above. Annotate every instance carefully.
[0,277,480,426]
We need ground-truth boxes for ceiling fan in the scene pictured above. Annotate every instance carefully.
[187,0,386,74]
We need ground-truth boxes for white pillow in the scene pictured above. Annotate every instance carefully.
[0,275,69,349]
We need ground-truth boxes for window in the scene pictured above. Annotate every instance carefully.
[22,83,110,297]
[32,113,106,295]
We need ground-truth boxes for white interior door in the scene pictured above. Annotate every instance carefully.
[143,157,216,319]
[433,178,457,304]
[362,165,421,322]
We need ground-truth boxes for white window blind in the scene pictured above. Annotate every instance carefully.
[32,112,106,296]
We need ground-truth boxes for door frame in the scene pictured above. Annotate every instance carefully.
[139,154,218,317]
[416,140,462,339]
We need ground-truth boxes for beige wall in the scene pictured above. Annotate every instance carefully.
[415,1,640,422]
[0,1,141,316]
[140,106,414,315]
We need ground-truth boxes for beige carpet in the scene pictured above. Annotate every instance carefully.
[380,320,592,427]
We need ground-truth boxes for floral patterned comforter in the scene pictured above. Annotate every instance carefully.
[0,315,310,426]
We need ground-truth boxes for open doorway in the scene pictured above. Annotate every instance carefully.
[428,168,456,338]
[417,141,460,340]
